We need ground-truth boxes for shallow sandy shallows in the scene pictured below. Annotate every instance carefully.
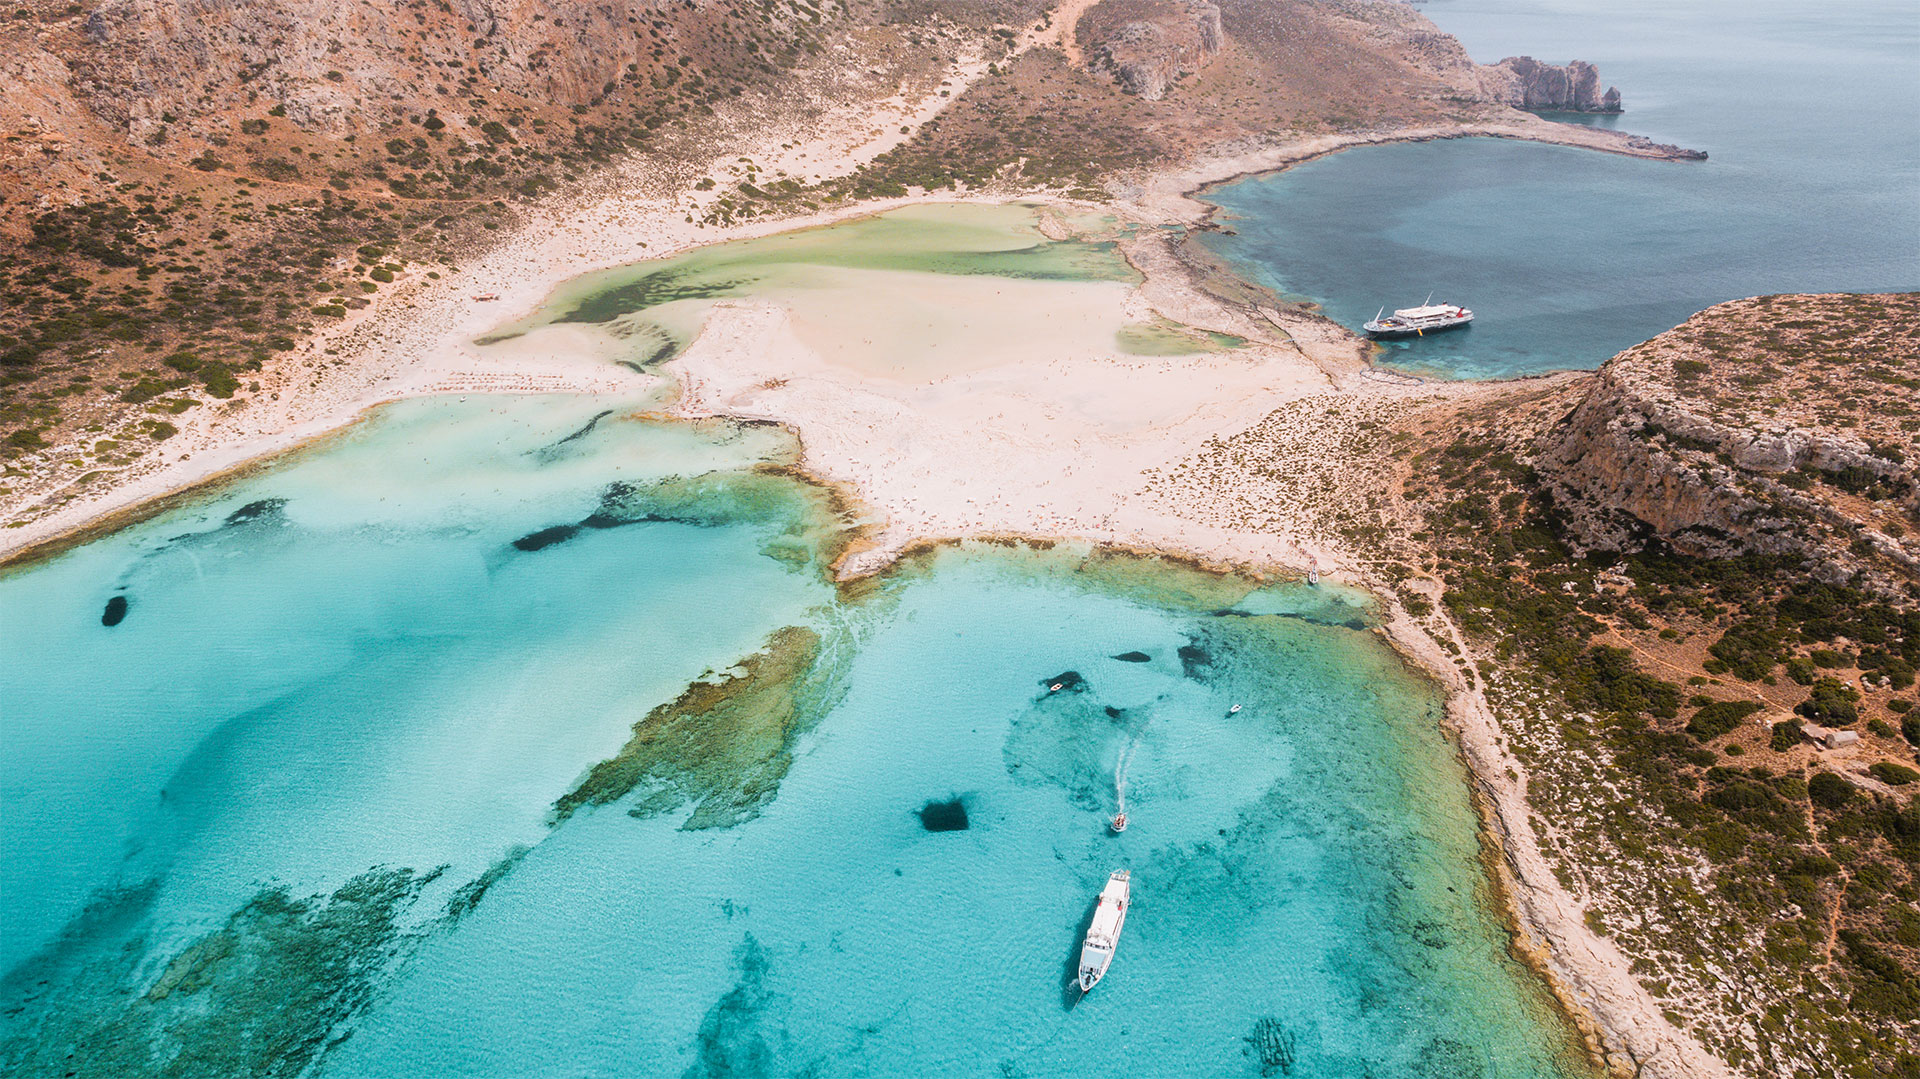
[669,295,1336,576]
[476,200,1368,578]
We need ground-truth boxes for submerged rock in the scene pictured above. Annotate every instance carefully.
[222,498,287,527]
[101,595,129,626]
[916,798,970,832]
[686,934,778,1079]
[1112,651,1151,663]
[1040,671,1087,693]
[511,524,580,552]
[1177,642,1212,679]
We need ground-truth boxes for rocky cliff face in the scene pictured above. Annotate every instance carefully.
[1533,294,1920,596]
[1081,0,1223,100]
[1478,55,1621,112]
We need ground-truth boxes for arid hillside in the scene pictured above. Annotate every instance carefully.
[1,0,1636,520]
[0,0,1034,488]
[1404,295,1920,1077]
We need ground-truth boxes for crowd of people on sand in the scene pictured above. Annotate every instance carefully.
[424,371,621,395]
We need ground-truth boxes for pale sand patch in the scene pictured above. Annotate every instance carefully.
[665,298,1341,578]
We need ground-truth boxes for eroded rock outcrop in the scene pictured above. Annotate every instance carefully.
[1083,0,1224,100]
[1533,294,1920,594]
[1479,55,1621,113]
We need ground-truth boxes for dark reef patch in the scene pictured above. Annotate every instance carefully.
[1212,607,1369,631]
[444,845,531,924]
[685,934,778,1079]
[1112,651,1151,663]
[528,409,615,462]
[1103,706,1124,719]
[0,866,437,1079]
[917,798,970,832]
[511,524,581,552]
[553,625,845,830]
[1177,641,1213,679]
[1040,671,1087,693]
[101,595,129,627]
[223,498,286,527]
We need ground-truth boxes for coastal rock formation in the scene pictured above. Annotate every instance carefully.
[1533,293,1920,594]
[1081,0,1224,100]
[1478,56,1622,112]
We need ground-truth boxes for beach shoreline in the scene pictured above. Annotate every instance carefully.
[0,74,1721,1076]
[0,103,1698,570]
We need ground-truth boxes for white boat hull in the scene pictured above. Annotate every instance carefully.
[1364,302,1473,338]
[1077,870,1131,993]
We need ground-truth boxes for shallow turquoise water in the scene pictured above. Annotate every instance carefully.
[1201,0,1920,379]
[0,393,1588,1077]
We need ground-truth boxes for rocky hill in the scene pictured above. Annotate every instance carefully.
[1396,294,1920,1077]
[1536,293,1920,599]
[1079,0,1222,100]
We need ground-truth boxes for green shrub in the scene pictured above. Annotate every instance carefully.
[1809,771,1854,808]
[1869,762,1919,786]
[1771,721,1802,752]
[1710,618,1783,681]
[1688,700,1764,741]
[1796,677,1860,725]
[198,362,238,398]
[1904,714,1920,747]
[1785,656,1817,685]
[1564,645,1680,718]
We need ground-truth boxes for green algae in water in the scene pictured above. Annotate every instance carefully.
[552,624,852,830]
[0,867,437,1079]
[551,203,1136,327]
[1115,321,1212,356]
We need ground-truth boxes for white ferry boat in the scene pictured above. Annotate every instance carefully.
[1363,301,1473,338]
[1077,869,1131,993]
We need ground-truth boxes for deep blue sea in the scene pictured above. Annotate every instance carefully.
[1201,0,1920,379]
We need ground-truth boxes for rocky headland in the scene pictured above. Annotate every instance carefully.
[1480,55,1622,113]
[1536,293,1920,595]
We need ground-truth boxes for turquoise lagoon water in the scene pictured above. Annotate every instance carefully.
[1200,0,1920,379]
[0,387,1590,1076]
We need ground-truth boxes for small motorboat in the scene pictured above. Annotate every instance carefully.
[1110,813,1127,833]
[1229,704,1242,715]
